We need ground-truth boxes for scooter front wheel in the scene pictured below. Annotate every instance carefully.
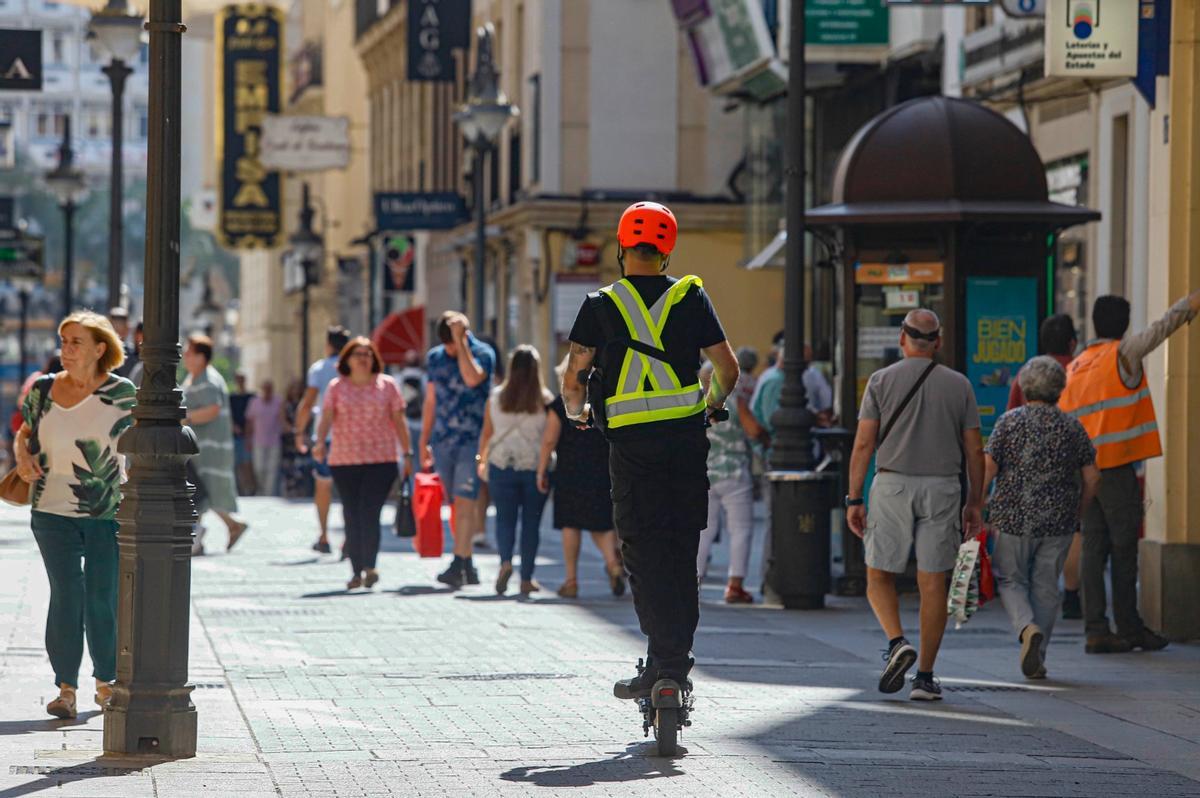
[654,708,678,757]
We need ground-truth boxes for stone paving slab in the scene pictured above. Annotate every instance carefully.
[1,498,1199,797]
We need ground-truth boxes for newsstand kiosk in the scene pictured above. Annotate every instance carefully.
[807,96,1099,596]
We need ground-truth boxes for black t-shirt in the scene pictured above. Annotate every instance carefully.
[568,275,726,440]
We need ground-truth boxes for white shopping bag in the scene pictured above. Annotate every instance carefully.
[947,537,982,629]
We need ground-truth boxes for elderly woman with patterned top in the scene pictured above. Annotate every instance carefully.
[985,356,1100,680]
[13,312,136,719]
[313,337,412,591]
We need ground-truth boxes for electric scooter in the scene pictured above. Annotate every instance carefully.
[631,658,694,757]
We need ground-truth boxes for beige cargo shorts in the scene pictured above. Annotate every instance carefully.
[865,471,962,574]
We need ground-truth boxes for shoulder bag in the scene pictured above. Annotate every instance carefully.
[0,377,54,506]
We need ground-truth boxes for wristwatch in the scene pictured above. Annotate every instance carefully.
[843,495,864,508]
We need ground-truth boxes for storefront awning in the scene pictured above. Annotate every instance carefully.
[371,307,425,366]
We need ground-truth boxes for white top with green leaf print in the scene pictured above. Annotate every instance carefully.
[22,374,137,519]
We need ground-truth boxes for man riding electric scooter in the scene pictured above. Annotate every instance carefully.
[562,201,739,752]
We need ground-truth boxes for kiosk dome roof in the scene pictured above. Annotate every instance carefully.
[809,96,1098,227]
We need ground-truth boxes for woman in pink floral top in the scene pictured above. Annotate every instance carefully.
[314,337,412,590]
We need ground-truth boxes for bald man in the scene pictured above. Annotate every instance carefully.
[846,309,984,701]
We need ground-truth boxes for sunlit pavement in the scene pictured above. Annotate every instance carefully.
[1,497,1197,797]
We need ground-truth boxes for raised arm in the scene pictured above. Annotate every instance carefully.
[562,342,595,422]
[449,316,487,388]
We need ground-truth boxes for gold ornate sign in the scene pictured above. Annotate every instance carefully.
[215,4,285,249]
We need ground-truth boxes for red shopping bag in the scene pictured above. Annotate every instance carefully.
[413,472,445,558]
[975,530,996,605]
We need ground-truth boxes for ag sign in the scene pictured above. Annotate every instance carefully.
[1045,0,1138,78]
[0,29,42,91]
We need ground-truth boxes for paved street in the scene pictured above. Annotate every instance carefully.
[1,497,1198,797]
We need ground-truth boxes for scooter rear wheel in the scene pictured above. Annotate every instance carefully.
[654,708,678,757]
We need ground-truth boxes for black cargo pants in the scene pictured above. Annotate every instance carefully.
[609,426,710,679]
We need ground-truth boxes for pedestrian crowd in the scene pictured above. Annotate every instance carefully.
[6,229,1195,725]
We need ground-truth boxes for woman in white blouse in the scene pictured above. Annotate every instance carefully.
[477,346,553,596]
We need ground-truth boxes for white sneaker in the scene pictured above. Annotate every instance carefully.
[191,524,207,556]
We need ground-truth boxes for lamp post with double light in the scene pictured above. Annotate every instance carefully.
[88,0,144,311]
[43,117,87,317]
[453,23,517,331]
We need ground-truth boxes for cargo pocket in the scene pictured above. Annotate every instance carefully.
[612,483,639,539]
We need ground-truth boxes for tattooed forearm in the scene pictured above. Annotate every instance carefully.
[562,343,595,419]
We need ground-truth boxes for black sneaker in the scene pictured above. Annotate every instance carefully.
[1124,628,1169,651]
[910,673,942,701]
[463,562,481,586]
[437,562,464,589]
[1061,589,1082,620]
[312,540,331,554]
[878,638,917,694]
[613,661,658,700]
[1085,632,1134,654]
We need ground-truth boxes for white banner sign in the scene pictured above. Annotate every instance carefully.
[259,115,351,172]
[1044,0,1138,78]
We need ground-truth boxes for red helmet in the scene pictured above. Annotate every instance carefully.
[617,201,678,256]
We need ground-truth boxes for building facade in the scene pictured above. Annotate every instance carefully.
[357,0,782,372]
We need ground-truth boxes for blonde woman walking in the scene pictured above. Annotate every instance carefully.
[13,312,135,718]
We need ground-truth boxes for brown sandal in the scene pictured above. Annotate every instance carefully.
[557,579,579,598]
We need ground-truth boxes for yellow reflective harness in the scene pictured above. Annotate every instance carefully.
[598,276,707,429]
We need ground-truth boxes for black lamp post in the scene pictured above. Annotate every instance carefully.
[765,0,833,609]
[44,117,86,317]
[454,23,517,331]
[287,182,324,377]
[104,0,198,758]
[89,0,144,311]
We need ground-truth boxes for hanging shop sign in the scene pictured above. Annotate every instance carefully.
[374,192,466,230]
[1045,0,1138,78]
[677,0,785,101]
[855,262,944,285]
[966,276,1038,437]
[407,0,471,82]
[807,0,889,46]
[215,4,285,250]
[259,115,350,172]
[0,29,42,91]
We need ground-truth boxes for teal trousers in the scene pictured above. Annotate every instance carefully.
[30,511,119,688]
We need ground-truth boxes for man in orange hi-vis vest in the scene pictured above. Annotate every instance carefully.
[1059,290,1200,654]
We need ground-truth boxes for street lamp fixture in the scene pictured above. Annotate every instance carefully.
[43,117,87,316]
[287,183,324,376]
[454,23,517,330]
[89,0,144,311]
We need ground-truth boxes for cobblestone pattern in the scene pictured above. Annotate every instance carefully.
[1,499,1198,797]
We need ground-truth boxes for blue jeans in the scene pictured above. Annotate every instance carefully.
[489,466,547,580]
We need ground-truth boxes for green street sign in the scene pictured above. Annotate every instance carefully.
[806,0,890,47]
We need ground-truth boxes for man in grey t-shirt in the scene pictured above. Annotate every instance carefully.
[846,309,984,701]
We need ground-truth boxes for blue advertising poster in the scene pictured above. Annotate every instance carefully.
[966,277,1038,438]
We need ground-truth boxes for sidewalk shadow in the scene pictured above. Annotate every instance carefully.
[0,754,160,798]
[0,711,100,737]
[499,742,685,787]
[298,589,376,599]
[269,557,321,567]
[394,585,457,597]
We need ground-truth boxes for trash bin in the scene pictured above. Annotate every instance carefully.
[763,470,837,609]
